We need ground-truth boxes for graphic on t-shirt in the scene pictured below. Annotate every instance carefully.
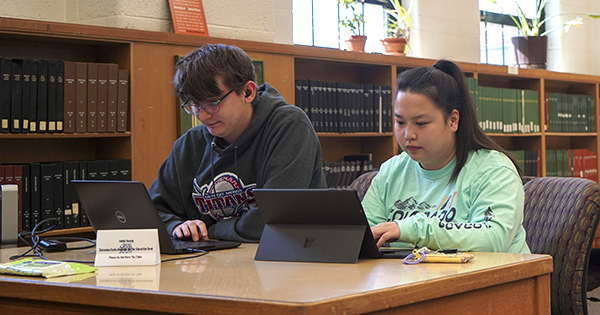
[192,172,257,220]
[390,192,494,230]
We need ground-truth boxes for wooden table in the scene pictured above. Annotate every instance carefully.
[0,243,552,315]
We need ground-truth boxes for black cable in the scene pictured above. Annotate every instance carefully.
[10,218,210,264]
[161,249,209,262]
[10,218,96,263]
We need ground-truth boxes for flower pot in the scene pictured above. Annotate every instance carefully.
[381,37,407,56]
[345,35,367,52]
[511,36,547,69]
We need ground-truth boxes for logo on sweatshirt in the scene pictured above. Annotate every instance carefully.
[192,172,257,220]
[390,192,494,230]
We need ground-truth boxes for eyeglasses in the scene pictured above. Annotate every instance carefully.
[181,89,235,115]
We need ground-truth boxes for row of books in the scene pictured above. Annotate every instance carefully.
[545,92,596,133]
[323,154,374,189]
[545,149,597,181]
[0,159,131,233]
[295,79,393,133]
[0,57,129,134]
[508,150,541,177]
[467,78,541,134]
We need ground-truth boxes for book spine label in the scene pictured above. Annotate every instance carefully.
[117,69,129,132]
[63,61,77,133]
[75,62,88,133]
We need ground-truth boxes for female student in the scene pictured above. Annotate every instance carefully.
[362,59,530,253]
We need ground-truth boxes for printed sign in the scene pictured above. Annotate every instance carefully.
[168,0,209,36]
[95,229,161,267]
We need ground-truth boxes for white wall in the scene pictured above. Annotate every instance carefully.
[0,0,293,44]
[546,0,597,75]
[0,0,597,75]
[409,0,481,63]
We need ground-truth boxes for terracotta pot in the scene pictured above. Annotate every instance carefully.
[345,35,367,52]
[381,37,407,56]
[511,36,547,69]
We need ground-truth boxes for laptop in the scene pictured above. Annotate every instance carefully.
[70,180,241,254]
[253,188,412,263]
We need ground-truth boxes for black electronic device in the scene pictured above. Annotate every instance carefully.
[253,189,412,263]
[71,180,241,254]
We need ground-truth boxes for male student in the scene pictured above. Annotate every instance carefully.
[148,43,326,243]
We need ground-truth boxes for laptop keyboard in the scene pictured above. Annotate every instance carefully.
[172,239,216,250]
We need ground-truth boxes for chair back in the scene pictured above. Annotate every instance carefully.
[349,171,379,201]
[523,176,600,315]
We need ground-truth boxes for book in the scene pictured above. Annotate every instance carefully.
[86,160,99,180]
[118,159,131,181]
[29,163,41,229]
[21,164,31,232]
[62,161,80,228]
[63,61,77,133]
[117,69,129,132]
[55,60,64,132]
[87,63,98,132]
[21,59,32,133]
[0,57,11,133]
[107,63,119,132]
[75,62,87,133]
[96,63,109,132]
[4,164,14,185]
[12,165,24,230]
[52,162,64,229]
[37,59,49,133]
[78,161,89,226]
[40,163,55,229]
[10,58,23,133]
[109,159,120,180]
[28,59,38,132]
[98,160,110,180]
[47,59,58,132]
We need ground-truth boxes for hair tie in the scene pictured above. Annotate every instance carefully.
[432,63,441,71]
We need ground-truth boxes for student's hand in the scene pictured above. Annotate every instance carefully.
[371,222,400,248]
[173,220,209,242]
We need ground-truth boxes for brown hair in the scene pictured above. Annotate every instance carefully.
[396,59,522,182]
[173,44,256,102]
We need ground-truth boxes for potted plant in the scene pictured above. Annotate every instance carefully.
[338,0,367,52]
[488,0,599,69]
[382,0,413,55]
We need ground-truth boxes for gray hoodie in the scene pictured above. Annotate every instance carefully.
[149,83,326,242]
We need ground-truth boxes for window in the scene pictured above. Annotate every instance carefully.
[293,0,388,54]
[479,0,538,66]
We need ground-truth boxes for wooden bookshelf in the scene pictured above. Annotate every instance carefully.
[1,17,599,239]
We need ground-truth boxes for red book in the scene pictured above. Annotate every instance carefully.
[87,63,98,132]
[0,165,5,186]
[75,62,87,133]
[96,63,108,132]
[4,164,14,184]
[107,64,118,132]
[63,61,76,133]
[117,69,129,132]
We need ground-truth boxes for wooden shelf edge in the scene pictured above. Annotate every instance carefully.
[487,133,543,137]
[317,132,394,138]
[544,132,598,137]
[0,132,131,139]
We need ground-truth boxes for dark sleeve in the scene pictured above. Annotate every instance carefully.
[210,106,326,242]
[149,132,215,237]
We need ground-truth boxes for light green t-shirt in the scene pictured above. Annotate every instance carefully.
[362,149,530,253]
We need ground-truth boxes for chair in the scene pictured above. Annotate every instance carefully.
[523,177,600,315]
[348,171,378,201]
[349,173,600,315]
